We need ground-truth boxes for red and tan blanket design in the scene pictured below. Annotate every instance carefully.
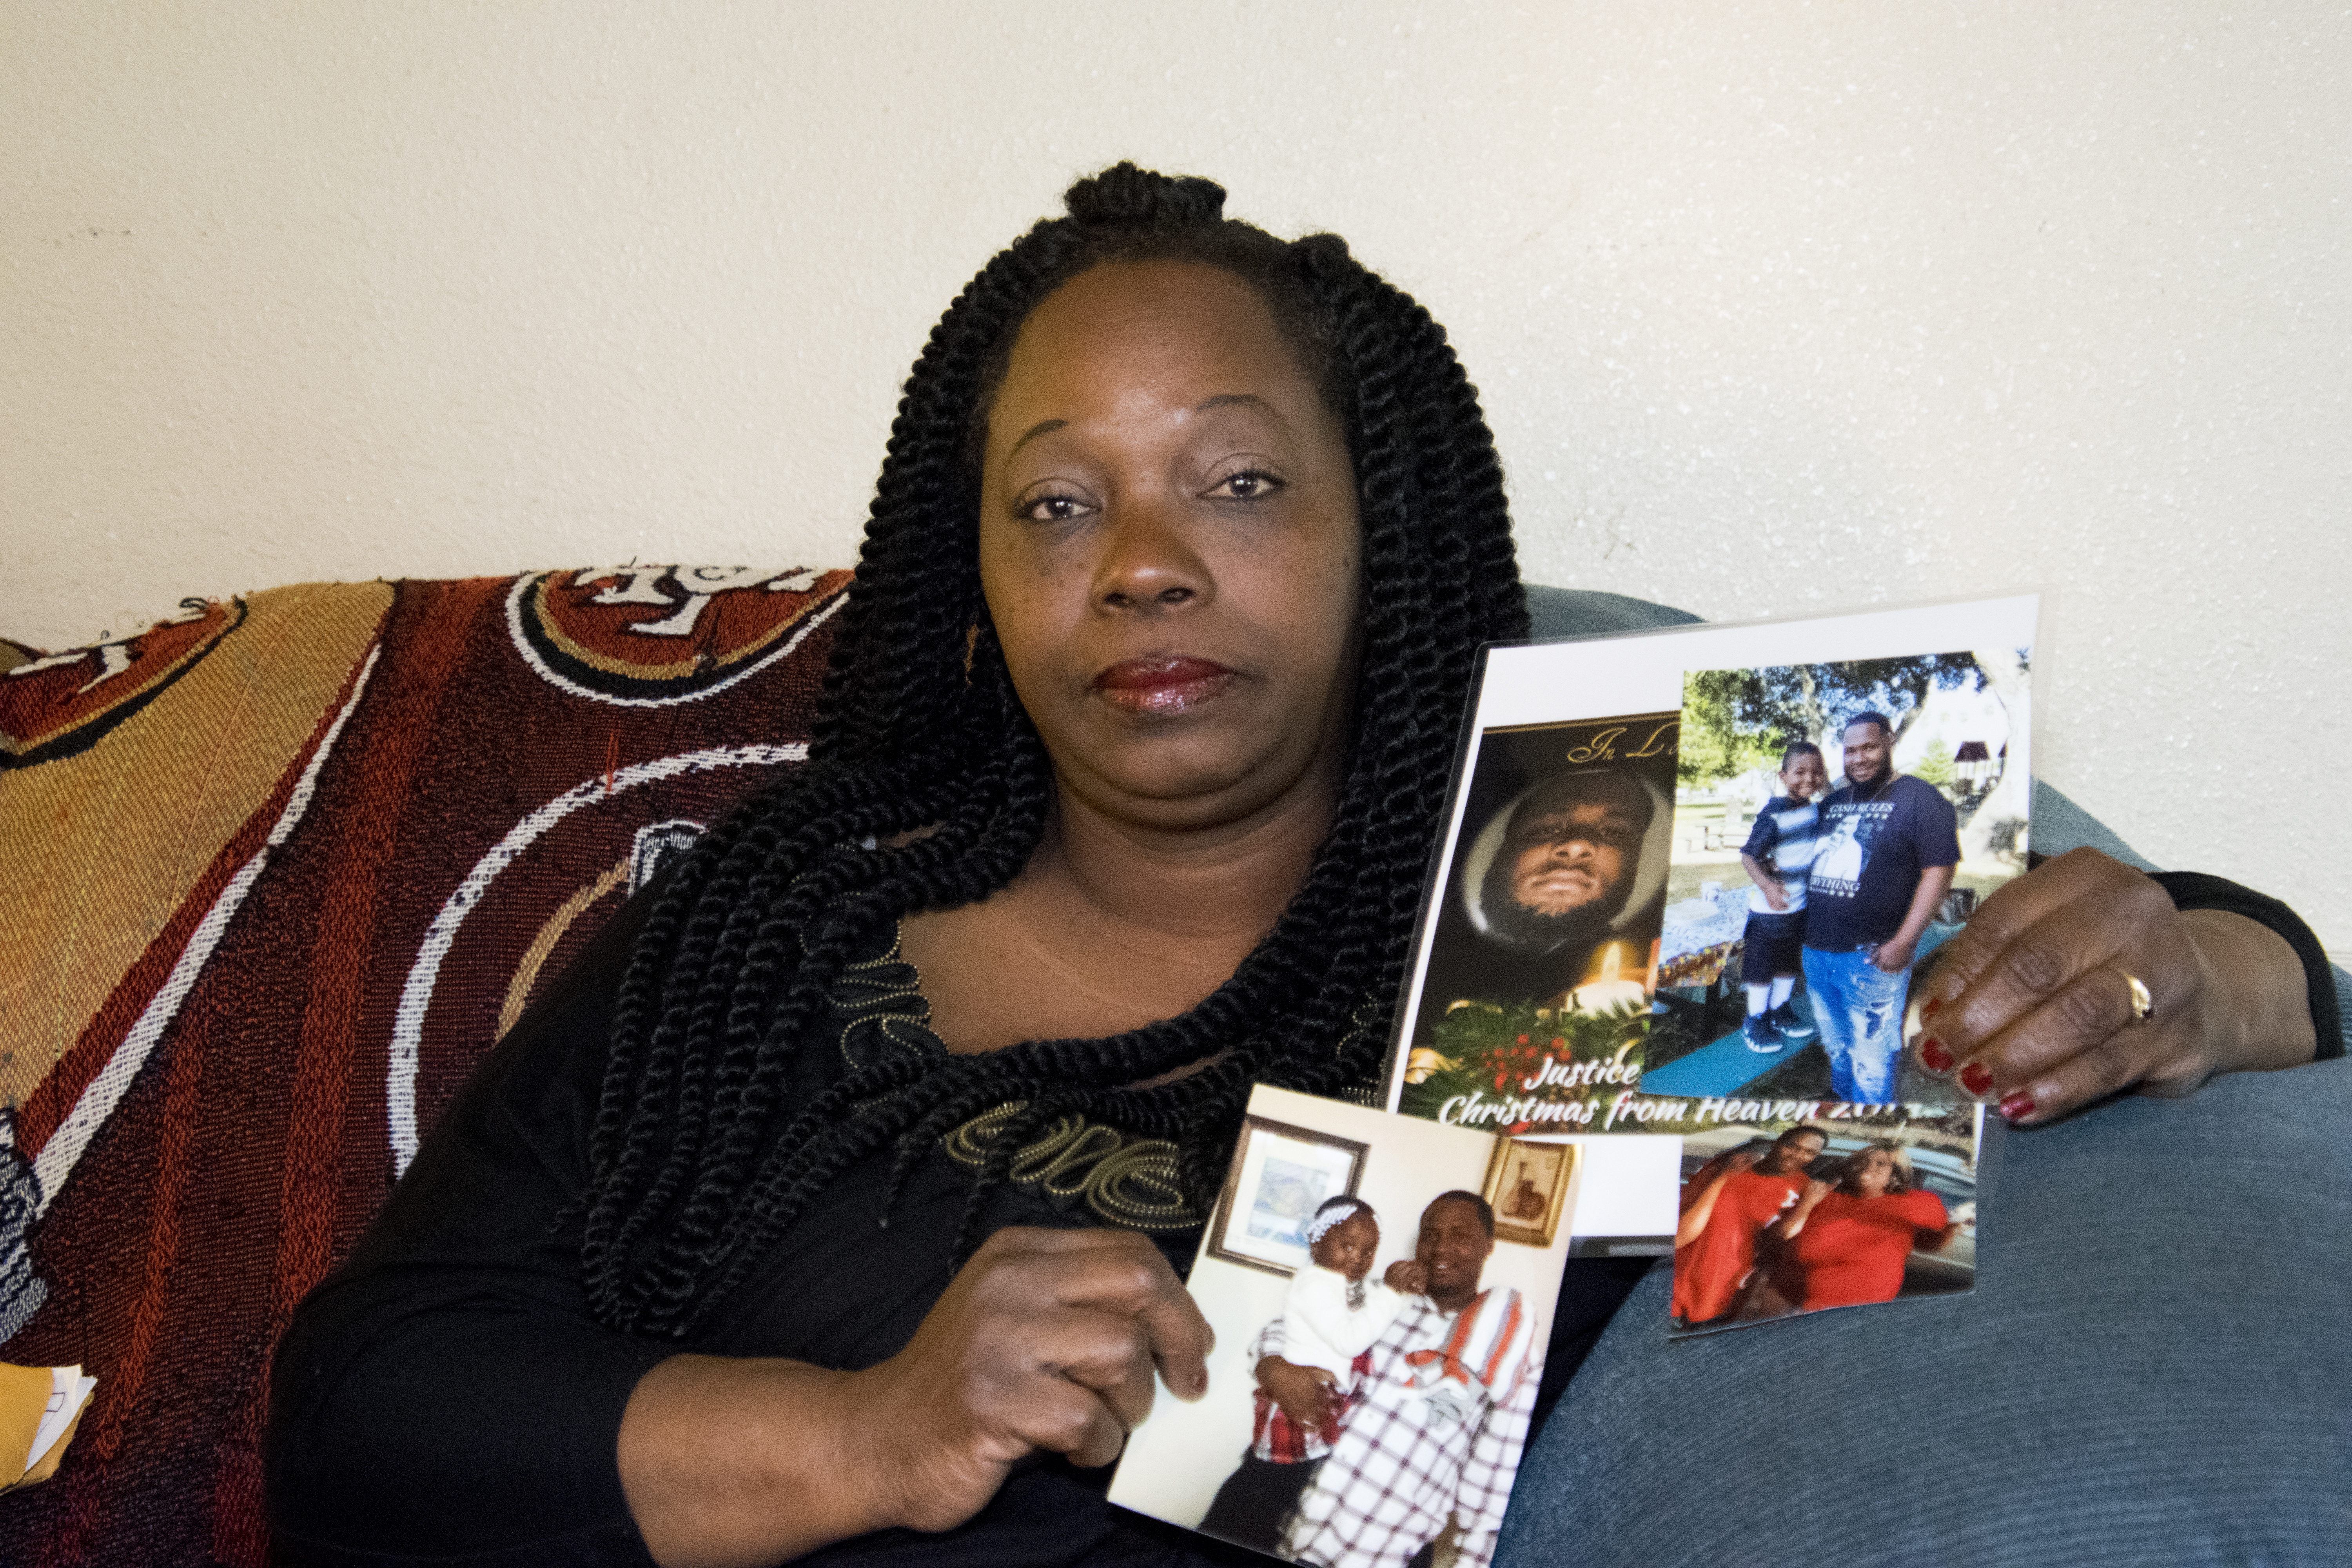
[0,566,847,1564]
[509,564,843,703]
[0,599,246,768]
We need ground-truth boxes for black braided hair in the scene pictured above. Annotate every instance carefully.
[579,162,1530,1337]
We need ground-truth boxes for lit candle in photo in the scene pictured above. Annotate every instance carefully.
[1569,942,1648,1016]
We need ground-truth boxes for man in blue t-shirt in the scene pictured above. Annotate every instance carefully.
[1801,712,1960,1102]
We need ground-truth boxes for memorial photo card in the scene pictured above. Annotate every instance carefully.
[1386,595,2036,1130]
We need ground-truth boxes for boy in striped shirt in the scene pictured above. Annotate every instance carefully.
[1737,742,1829,1053]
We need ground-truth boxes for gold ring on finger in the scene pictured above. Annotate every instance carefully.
[2116,968,2154,1025]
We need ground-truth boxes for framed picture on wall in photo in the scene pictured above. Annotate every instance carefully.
[1206,1116,1370,1276]
[1483,1136,1578,1247]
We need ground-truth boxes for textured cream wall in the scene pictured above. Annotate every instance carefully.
[5,3,2346,945]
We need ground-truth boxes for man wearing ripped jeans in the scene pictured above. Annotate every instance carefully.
[1799,712,1959,1103]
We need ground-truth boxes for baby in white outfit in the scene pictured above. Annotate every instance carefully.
[1283,1196,1405,1395]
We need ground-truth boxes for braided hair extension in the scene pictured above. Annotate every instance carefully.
[579,163,1531,1337]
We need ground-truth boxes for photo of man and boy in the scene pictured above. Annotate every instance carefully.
[1111,1087,1581,1568]
[1668,1109,1980,1335]
[1646,648,2031,1107]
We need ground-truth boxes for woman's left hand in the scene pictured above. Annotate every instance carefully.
[1911,848,2319,1124]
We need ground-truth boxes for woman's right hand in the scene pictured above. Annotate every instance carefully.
[620,1225,1211,1568]
[868,1226,1213,1528]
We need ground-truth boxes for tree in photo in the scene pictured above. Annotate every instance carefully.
[1912,739,1957,791]
[1681,649,2029,874]
[1676,677,1782,791]
[1683,653,1980,773]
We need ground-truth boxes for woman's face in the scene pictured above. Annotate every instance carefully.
[1848,1147,1898,1198]
[978,260,1363,836]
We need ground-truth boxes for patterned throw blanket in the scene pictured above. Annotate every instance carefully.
[0,567,848,1563]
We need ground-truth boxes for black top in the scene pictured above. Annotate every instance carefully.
[2149,870,2342,1060]
[266,886,1244,1568]
[1800,773,1962,951]
[267,859,2342,1566]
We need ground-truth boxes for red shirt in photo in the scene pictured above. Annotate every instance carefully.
[1777,1187,1949,1310]
[1671,1168,1809,1323]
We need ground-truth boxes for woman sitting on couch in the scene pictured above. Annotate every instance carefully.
[267,164,2338,1568]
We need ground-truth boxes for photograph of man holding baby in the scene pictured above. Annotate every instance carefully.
[1647,650,2030,1107]
[1110,1088,1582,1568]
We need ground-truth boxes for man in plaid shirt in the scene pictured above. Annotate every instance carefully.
[1249,1191,1539,1568]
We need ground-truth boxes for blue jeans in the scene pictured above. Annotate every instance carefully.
[1800,945,1909,1103]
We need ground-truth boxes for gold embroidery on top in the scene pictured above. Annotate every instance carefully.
[834,922,942,1069]
[941,1100,1200,1233]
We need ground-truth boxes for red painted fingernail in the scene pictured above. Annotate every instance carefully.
[1920,996,1945,1024]
[1919,1036,1954,1074]
[1959,1062,1994,1097]
[2000,1091,2036,1123]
